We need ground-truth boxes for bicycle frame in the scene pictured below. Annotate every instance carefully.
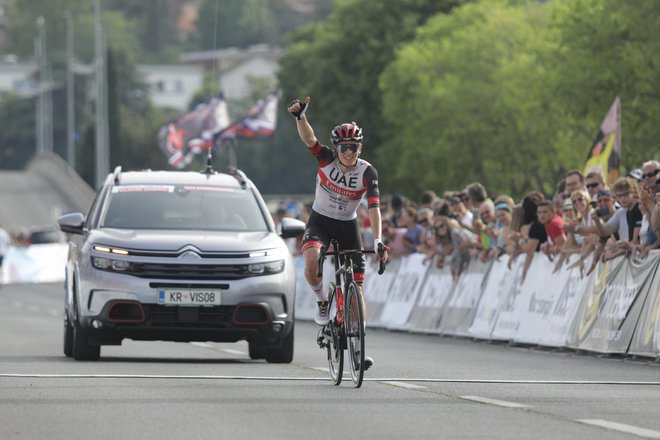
[316,239,385,387]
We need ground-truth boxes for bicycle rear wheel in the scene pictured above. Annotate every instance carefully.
[345,281,365,388]
[325,282,343,385]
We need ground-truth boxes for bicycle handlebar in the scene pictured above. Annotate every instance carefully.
[316,245,388,277]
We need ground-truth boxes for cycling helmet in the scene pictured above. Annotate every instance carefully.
[331,122,363,145]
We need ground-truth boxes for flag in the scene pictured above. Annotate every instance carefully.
[157,96,231,169]
[218,92,279,142]
[583,96,621,184]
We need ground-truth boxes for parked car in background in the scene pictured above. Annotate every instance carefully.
[58,166,305,362]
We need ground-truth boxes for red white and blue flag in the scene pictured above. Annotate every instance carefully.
[158,93,279,169]
[158,96,231,169]
[217,92,279,142]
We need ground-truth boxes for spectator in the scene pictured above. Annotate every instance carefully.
[390,194,408,228]
[538,200,567,258]
[592,177,643,260]
[382,218,407,257]
[419,190,439,210]
[492,198,513,258]
[464,182,488,214]
[554,179,568,214]
[585,171,607,200]
[509,193,547,282]
[449,194,475,235]
[637,184,659,258]
[431,215,470,279]
[640,160,660,194]
[400,206,424,254]
[565,170,586,200]
[357,203,374,250]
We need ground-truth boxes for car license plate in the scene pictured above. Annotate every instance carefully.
[157,288,222,306]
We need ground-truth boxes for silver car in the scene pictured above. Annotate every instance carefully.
[58,166,305,362]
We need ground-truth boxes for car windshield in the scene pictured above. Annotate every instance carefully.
[98,184,269,231]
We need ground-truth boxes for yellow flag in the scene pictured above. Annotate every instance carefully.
[583,97,621,185]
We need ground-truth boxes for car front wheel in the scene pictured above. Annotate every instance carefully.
[265,326,294,364]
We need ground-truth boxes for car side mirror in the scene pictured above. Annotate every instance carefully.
[279,217,306,239]
[58,212,86,235]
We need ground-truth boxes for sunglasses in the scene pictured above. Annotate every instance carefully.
[418,218,429,224]
[615,192,630,199]
[337,143,359,153]
[642,169,660,179]
[586,182,601,189]
[571,197,586,204]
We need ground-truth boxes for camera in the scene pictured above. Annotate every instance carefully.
[595,206,610,217]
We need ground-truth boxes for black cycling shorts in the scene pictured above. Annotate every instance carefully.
[301,210,366,281]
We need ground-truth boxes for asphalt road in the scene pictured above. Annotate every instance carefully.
[2,283,660,440]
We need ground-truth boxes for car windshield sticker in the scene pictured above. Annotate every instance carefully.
[181,186,236,192]
[112,185,175,193]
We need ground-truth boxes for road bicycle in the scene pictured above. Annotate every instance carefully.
[316,239,386,388]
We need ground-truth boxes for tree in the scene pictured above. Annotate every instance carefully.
[277,0,464,165]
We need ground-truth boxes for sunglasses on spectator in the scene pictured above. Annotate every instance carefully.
[571,197,586,204]
[642,169,660,179]
[337,143,359,153]
[586,182,601,189]
[614,192,630,199]
[418,218,429,224]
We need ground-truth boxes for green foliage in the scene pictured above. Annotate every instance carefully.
[278,0,464,160]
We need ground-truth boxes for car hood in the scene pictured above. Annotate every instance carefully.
[88,228,285,253]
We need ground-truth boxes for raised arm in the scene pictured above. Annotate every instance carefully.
[287,96,317,148]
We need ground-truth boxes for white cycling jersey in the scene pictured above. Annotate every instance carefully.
[308,141,380,221]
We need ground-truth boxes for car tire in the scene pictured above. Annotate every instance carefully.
[72,313,100,361]
[248,343,266,360]
[265,326,294,364]
[63,313,74,357]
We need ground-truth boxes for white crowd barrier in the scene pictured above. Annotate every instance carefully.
[1,243,69,284]
[294,250,660,358]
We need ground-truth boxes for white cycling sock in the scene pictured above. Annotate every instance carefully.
[312,281,327,302]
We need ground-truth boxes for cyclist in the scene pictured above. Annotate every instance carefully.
[288,96,388,369]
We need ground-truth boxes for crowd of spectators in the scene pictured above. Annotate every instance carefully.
[271,159,660,282]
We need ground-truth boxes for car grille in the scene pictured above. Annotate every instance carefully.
[125,262,252,280]
[143,304,232,327]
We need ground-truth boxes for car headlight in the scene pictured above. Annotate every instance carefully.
[92,257,131,272]
[248,260,284,274]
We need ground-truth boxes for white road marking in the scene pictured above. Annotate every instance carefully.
[221,349,247,356]
[382,381,426,390]
[460,395,529,408]
[190,342,214,349]
[312,367,329,373]
[48,309,60,317]
[578,419,660,439]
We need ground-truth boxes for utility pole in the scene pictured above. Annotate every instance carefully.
[65,12,76,170]
[35,16,46,154]
[94,0,109,188]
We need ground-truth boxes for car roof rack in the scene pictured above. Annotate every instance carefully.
[113,166,122,184]
[226,166,247,189]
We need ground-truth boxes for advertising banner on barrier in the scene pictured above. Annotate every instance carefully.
[513,256,566,345]
[490,253,528,340]
[535,254,596,347]
[406,257,454,333]
[622,251,660,358]
[570,255,655,354]
[363,256,399,326]
[469,258,520,340]
[438,259,489,336]
[379,253,430,330]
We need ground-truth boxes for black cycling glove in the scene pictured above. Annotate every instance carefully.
[289,98,307,120]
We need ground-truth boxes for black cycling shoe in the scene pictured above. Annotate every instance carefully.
[362,356,373,371]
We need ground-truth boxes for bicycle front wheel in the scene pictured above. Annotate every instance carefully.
[325,282,343,385]
[345,281,365,388]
